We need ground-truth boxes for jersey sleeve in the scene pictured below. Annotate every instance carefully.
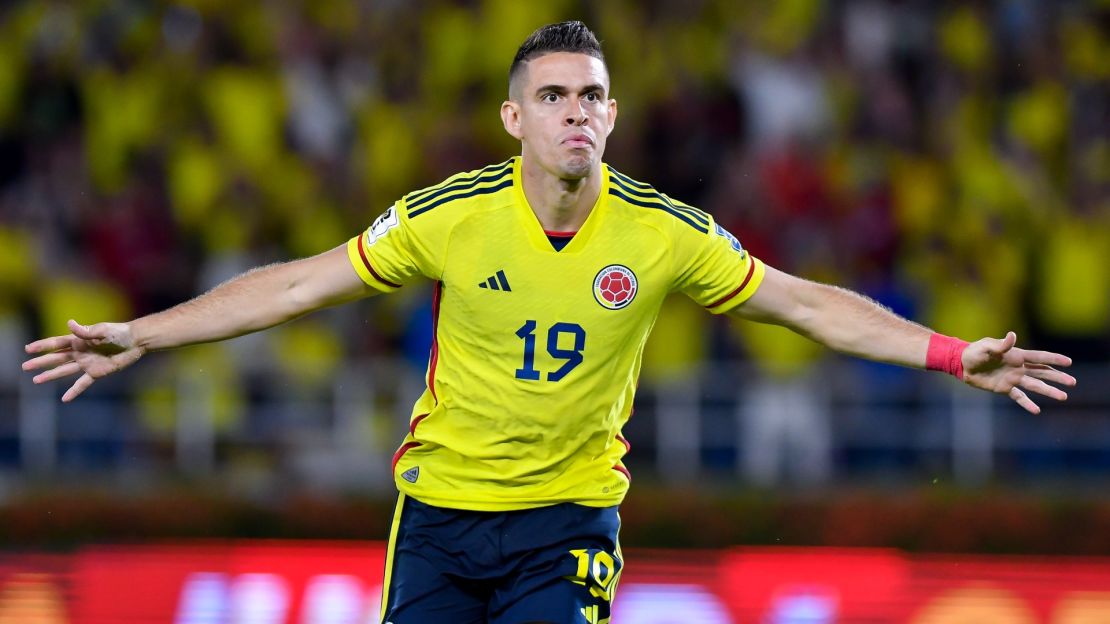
[672,216,765,314]
[346,199,447,292]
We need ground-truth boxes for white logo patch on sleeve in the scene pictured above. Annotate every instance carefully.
[365,205,400,245]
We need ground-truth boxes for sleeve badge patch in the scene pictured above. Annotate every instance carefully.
[714,223,747,260]
[365,205,400,245]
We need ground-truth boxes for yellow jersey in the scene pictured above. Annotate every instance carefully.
[347,157,765,511]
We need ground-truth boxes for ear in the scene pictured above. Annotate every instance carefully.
[606,98,618,136]
[501,100,523,140]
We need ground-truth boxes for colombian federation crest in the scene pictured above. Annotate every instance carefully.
[593,265,638,310]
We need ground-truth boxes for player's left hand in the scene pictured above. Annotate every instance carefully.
[962,331,1075,414]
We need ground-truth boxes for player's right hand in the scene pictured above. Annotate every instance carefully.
[22,319,145,402]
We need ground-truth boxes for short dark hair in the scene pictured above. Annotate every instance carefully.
[508,21,606,98]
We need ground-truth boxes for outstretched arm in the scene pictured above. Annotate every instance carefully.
[23,243,376,402]
[729,264,1076,414]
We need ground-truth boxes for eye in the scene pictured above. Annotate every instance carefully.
[584,92,600,102]
[542,93,559,103]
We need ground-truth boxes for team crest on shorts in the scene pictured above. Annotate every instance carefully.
[593,265,638,310]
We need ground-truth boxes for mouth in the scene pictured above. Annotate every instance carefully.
[562,134,594,149]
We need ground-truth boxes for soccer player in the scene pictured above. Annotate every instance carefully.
[22,21,1074,624]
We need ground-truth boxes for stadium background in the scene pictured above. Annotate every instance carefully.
[0,0,1107,621]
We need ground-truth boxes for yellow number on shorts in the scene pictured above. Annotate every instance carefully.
[567,549,621,601]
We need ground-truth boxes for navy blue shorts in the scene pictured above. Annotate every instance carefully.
[379,494,623,624]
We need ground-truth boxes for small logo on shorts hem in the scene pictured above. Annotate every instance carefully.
[401,466,420,483]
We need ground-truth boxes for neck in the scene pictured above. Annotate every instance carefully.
[519,157,602,232]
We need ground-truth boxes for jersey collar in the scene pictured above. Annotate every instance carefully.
[511,156,609,254]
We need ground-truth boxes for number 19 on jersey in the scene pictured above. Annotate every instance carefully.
[514,321,586,382]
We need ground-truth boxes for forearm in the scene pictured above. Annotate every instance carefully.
[131,247,369,352]
[731,266,934,369]
[130,263,309,351]
[786,282,932,368]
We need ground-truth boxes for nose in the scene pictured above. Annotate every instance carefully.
[565,102,588,126]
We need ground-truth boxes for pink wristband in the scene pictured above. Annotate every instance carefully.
[926,333,970,380]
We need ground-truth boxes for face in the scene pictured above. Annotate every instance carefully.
[501,52,618,180]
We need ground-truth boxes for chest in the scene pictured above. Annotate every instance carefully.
[438,215,672,353]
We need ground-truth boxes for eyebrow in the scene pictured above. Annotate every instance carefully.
[535,83,605,97]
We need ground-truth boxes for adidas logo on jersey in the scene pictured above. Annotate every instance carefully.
[401,466,420,483]
[478,270,512,292]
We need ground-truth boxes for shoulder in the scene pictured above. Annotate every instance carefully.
[605,164,713,236]
[400,159,516,223]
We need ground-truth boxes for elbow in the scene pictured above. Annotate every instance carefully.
[785,282,857,348]
[785,300,821,339]
[778,280,824,334]
[273,261,319,319]
[283,277,317,318]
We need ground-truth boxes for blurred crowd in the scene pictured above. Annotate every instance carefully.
[0,1,1106,478]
